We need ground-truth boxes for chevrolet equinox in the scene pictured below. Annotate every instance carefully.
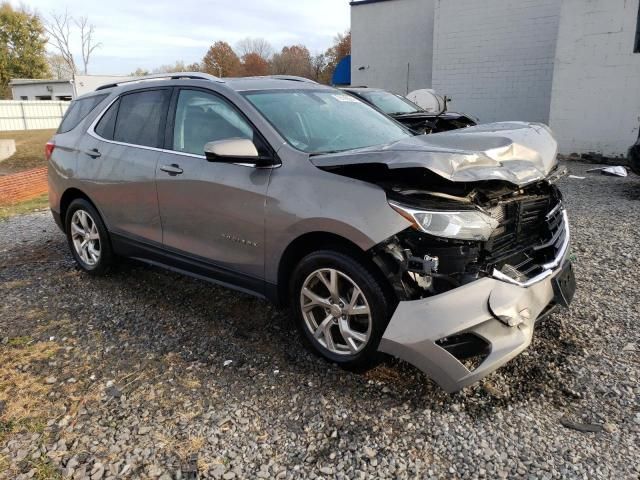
[47,73,575,392]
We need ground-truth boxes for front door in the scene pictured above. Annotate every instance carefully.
[155,88,272,286]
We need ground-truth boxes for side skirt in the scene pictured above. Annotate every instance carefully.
[110,232,277,302]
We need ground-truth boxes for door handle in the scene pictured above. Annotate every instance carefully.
[160,164,183,175]
[84,148,101,158]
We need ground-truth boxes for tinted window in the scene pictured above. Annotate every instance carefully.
[94,99,119,140]
[172,90,254,155]
[58,94,107,133]
[113,89,171,148]
[244,90,411,154]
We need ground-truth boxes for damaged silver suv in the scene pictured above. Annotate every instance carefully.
[48,73,575,392]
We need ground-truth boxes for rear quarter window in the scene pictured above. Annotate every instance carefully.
[112,89,171,148]
[94,99,119,140]
[58,94,108,133]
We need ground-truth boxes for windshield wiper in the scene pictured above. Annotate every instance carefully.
[389,111,423,116]
[309,149,348,156]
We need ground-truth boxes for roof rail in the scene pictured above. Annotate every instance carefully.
[95,72,224,91]
[267,75,318,84]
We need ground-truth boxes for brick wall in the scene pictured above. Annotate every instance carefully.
[549,0,640,156]
[0,167,48,205]
[432,0,562,124]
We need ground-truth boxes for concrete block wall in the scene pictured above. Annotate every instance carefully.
[351,0,435,94]
[431,0,562,123]
[548,0,640,156]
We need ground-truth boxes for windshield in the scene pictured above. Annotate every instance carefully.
[357,90,422,115]
[243,89,412,154]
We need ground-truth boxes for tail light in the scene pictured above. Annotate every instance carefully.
[45,140,55,161]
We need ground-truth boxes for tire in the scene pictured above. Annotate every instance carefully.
[290,249,392,370]
[65,198,114,275]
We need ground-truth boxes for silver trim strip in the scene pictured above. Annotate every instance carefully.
[492,209,570,288]
[545,201,562,220]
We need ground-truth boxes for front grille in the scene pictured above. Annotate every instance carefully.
[485,195,566,280]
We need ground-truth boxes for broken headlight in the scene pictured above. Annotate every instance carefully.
[388,201,499,241]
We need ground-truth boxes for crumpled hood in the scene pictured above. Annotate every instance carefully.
[310,122,558,186]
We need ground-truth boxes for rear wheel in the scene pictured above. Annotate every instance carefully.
[291,250,392,369]
[65,198,114,275]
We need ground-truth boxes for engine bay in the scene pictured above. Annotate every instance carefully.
[329,164,568,301]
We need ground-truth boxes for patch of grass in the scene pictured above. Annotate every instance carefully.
[0,417,46,443]
[0,129,55,175]
[6,336,32,347]
[0,419,14,443]
[0,452,8,475]
[197,456,211,474]
[181,376,201,390]
[0,193,49,221]
[24,417,47,434]
[31,455,62,480]
[154,432,205,462]
[0,341,61,442]
[175,434,205,463]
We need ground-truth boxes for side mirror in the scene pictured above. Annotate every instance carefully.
[204,138,274,167]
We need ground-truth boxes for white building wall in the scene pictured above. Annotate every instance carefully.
[351,0,435,94]
[73,75,136,97]
[432,0,561,123]
[548,0,640,156]
[11,82,73,101]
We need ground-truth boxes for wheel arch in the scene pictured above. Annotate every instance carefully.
[59,188,103,230]
[275,231,396,308]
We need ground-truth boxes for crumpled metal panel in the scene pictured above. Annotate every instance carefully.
[378,270,558,393]
[311,122,558,187]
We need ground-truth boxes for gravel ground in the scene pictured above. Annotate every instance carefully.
[0,161,638,480]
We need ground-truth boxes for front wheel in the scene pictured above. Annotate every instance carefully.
[290,250,393,370]
[65,198,114,275]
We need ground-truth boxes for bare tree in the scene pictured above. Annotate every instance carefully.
[47,53,74,79]
[236,37,273,61]
[75,16,101,75]
[44,10,76,76]
[45,11,101,76]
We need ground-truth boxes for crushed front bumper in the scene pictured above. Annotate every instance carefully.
[378,213,574,393]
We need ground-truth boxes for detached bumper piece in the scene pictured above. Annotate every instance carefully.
[379,212,574,393]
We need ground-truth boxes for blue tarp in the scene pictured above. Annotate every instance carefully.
[331,55,351,86]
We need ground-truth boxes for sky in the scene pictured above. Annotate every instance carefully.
[17,0,351,75]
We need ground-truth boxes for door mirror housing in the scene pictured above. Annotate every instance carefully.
[204,138,274,167]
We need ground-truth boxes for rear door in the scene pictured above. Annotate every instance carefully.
[155,88,272,286]
[78,88,171,243]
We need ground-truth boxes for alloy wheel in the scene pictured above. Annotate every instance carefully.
[300,268,372,355]
[70,209,101,266]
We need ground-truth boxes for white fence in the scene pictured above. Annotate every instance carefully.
[0,101,69,131]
